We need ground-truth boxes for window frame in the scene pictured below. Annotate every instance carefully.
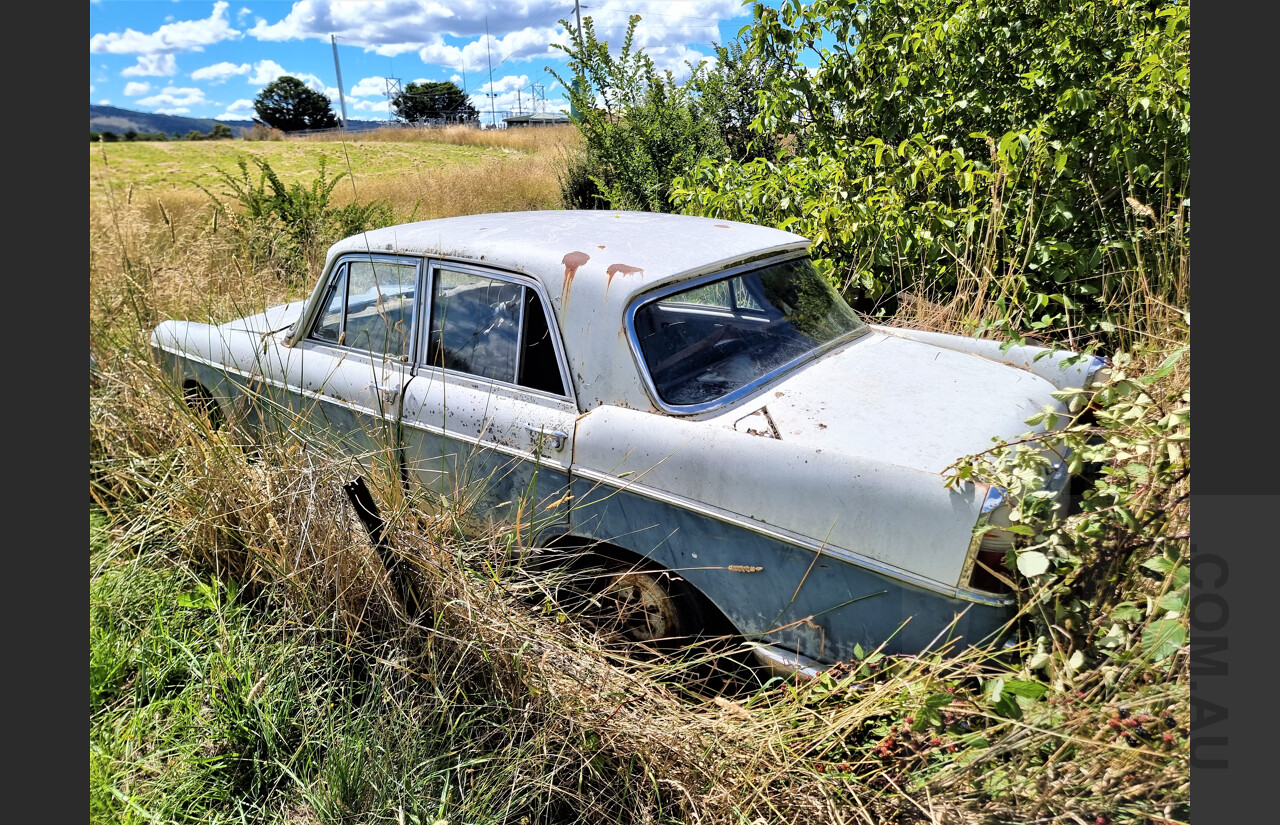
[416,260,574,402]
[305,253,424,362]
[625,252,870,415]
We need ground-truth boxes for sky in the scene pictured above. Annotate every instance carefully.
[89,0,770,127]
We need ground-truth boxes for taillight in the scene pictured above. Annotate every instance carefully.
[966,485,1015,594]
[969,546,1013,594]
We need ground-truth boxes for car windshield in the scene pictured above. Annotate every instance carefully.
[633,256,866,407]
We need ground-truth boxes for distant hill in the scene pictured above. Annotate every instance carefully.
[90,105,392,138]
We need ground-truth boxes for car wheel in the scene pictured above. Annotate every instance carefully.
[182,382,224,431]
[596,565,694,644]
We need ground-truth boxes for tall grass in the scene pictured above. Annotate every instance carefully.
[301,123,580,154]
[90,126,1189,824]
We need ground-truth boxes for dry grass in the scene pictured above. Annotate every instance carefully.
[90,346,1191,822]
[300,123,580,153]
[343,151,567,219]
[90,127,578,333]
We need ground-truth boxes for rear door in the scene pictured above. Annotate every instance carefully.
[400,261,577,538]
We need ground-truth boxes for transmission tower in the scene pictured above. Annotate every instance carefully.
[384,78,403,121]
[530,84,546,113]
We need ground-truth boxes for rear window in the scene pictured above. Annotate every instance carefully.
[632,257,865,407]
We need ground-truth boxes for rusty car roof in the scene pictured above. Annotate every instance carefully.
[325,210,809,297]
[321,210,811,413]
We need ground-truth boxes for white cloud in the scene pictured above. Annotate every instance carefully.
[417,26,567,74]
[137,86,209,109]
[246,60,292,84]
[216,99,258,119]
[349,76,394,98]
[191,61,252,83]
[243,0,737,46]
[349,98,394,115]
[121,54,178,78]
[123,82,151,96]
[90,0,241,54]
[89,0,749,120]
[485,74,531,95]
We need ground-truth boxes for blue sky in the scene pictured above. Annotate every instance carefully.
[89,0,769,126]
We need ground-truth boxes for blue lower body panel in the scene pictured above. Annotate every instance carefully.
[568,479,1012,663]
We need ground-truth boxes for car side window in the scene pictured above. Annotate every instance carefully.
[309,258,418,358]
[519,289,565,395]
[426,267,566,396]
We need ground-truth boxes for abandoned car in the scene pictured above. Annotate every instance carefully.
[150,210,1107,673]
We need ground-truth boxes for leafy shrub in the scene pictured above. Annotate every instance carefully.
[551,16,782,212]
[672,0,1190,347]
[204,156,395,283]
[950,338,1190,693]
[243,122,285,142]
[550,15,725,211]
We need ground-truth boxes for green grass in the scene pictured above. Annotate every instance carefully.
[90,139,502,200]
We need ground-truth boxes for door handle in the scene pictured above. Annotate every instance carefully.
[524,423,568,451]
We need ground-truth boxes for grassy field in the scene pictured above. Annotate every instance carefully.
[90,125,1190,825]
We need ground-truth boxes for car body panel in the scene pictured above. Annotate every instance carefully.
[566,477,1009,663]
[297,211,811,414]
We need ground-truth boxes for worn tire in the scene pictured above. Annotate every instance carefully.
[182,382,224,431]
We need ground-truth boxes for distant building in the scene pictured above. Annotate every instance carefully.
[503,112,571,128]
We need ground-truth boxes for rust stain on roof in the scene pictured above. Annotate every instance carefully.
[605,263,643,287]
[561,251,590,301]
[715,224,731,229]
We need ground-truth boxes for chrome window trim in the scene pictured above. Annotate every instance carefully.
[624,252,871,415]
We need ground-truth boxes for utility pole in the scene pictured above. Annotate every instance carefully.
[331,35,348,127]
[461,67,469,123]
[485,16,497,128]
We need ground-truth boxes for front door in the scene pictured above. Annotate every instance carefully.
[274,253,421,481]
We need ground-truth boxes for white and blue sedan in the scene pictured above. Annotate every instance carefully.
[151,210,1105,673]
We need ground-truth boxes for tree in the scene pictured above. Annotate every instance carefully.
[253,76,339,132]
[550,16,789,212]
[689,39,785,165]
[390,81,478,124]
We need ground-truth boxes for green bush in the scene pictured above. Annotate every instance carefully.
[551,16,782,212]
[672,0,1190,346]
[204,156,395,283]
